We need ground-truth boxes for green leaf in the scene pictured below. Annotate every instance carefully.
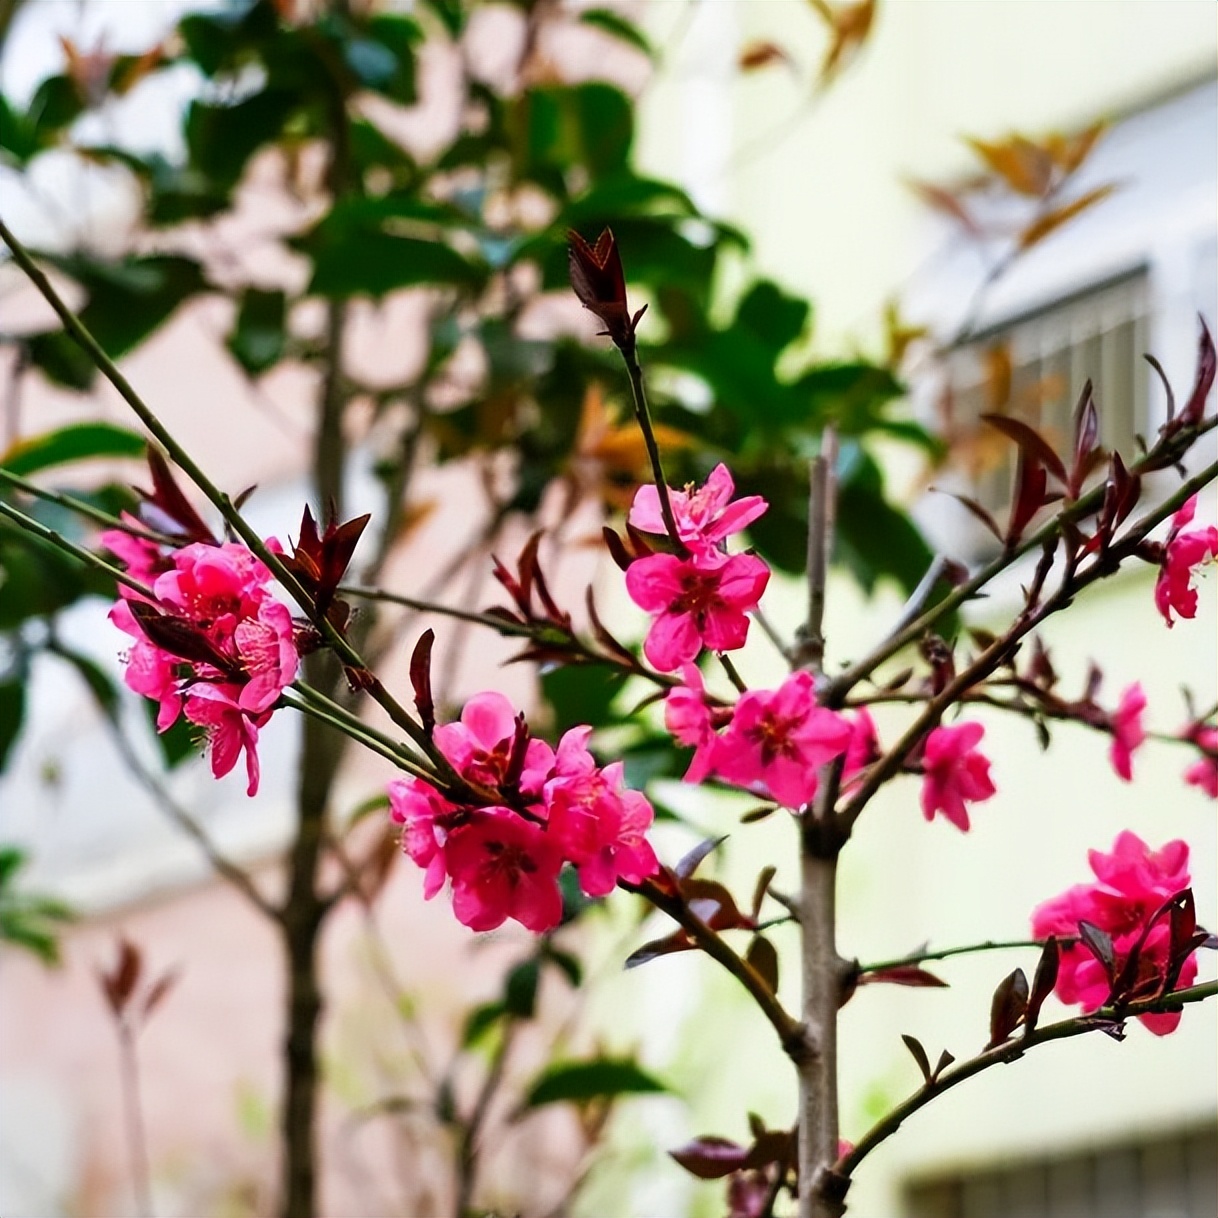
[185,89,299,188]
[27,75,84,135]
[0,845,76,964]
[515,83,634,184]
[0,524,109,626]
[735,280,810,357]
[835,448,934,595]
[1,423,145,476]
[25,331,96,390]
[349,119,417,177]
[540,665,627,735]
[0,93,41,163]
[505,958,540,1018]
[419,0,466,38]
[523,1057,667,1109]
[179,2,279,76]
[461,1001,506,1048]
[227,288,286,376]
[543,945,583,988]
[29,254,207,373]
[577,9,654,57]
[0,680,25,771]
[360,14,422,102]
[305,231,482,298]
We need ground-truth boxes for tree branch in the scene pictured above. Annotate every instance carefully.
[839,980,1218,1180]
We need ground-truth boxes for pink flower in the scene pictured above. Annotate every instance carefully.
[109,600,183,730]
[183,684,265,797]
[664,664,721,783]
[629,464,767,557]
[153,541,272,631]
[445,810,564,933]
[434,691,554,798]
[1109,683,1146,782]
[101,516,169,595]
[1154,496,1218,627]
[841,708,880,787]
[388,777,456,899]
[234,600,299,713]
[1182,725,1217,798]
[626,551,770,672]
[919,721,996,831]
[544,728,658,896]
[1031,831,1195,1035]
[713,671,851,809]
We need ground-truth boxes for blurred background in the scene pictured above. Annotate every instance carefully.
[0,2,1214,1216]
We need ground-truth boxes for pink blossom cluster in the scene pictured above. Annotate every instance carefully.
[105,533,298,796]
[665,665,998,825]
[1154,496,1218,627]
[624,466,770,671]
[1031,831,1198,1035]
[389,692,658,933]
[664,666,877,810]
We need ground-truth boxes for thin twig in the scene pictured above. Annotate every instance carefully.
[620,340,686,554]
[858,938,1049,975]
[0,215,448,772]
[88,687,278,921]
[0,467,175,544]
[825,415,1218,705]
[628,878,803,1054]
[837,457,1218,834]
[0,498,154,599]
[839,980,1218,1180]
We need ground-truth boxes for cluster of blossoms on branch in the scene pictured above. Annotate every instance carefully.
[388,692,657,933]
[1032,831,1198,1035]
[106,526,298,797]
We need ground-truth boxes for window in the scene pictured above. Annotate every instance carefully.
[945,269,1151,526]
[905,1125,1218,1218]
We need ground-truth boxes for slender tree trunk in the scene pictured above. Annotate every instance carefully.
[798,434,849,1218]
[798,840,847,1218]
[278,296,348,1218]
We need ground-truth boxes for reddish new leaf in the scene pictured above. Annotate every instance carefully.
[987,967,1029,1048]
[682,877,754,931]
[1077,921,1115,985]
[127,602,237,672]
[1069,379,1100,498]
[859,965,949,989]
[745,935,779,994]
[1025,936,1060,1032]
[901,1033,931,1084]
[1180,318,1216,427]
[750,866,777,922]
[99,937,141,1017]
[981,413,1068,485]
[670,1136,751,1180]
[409,629,435,736]
[569,228,643,350]
[141,968,178,1020]
[601,525,633,572]
[1007,446,1049,548]
[143,447,215,543]
[939,489,1004,543]
[624,931,694,969]
[675,835,727,880]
